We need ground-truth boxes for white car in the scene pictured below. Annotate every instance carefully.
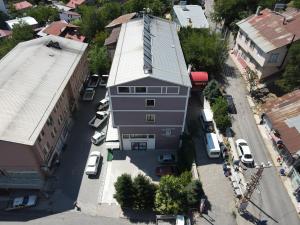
[82,88,95,101]
[236,139,254,166]
[85,151,102,175]
[88,111,109,128]
[99,74,108,87]
[91,131,106,145]
[97,98,109,111]
[12,195,38,209]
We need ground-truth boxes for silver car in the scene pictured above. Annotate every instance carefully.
[85,151,102,175]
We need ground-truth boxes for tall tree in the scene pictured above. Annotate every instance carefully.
[114,174,135,208]
[276,42,300,92]
[27,5,59,26]
[88,44,110,75]
[179,28,228,76]
[133,174,157,210]
[293,0,300,8]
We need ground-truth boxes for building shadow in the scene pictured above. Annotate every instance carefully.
[122,208,156,224]
[240,210,268,225]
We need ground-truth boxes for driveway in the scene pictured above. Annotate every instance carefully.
[223,58,300,225]
[187,94,237,225]
[41,87,109,215]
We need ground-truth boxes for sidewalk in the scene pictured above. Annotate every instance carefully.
[230,53,300,216]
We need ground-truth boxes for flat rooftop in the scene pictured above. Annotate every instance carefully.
[0,35,88,145]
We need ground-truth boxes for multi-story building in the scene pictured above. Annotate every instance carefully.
[107,15,191,151]
[0,35,88,189]
[233,7,300,80]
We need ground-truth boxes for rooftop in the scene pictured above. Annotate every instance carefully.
[13,1,33,10]
[106,12,137,28]
[107,15,191,87]
[5,16,38,30]
[104,27,121,46]
[42,21,79,36]
[0,29,12,38]
[264,90,300,154]
[237,8,300,53]
[173,5,209,29]
[66,0,85,8]
[0,35,88,145]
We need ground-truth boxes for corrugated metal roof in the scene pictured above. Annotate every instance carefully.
[5,16,38,30]
[107,16,191,87]
[264,90,300,154]
[0,35,88,145]
[173,5,209,29]
[237,8,300,53]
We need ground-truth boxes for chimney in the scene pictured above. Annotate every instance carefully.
[188,18,192,27]
[256,6,262,16]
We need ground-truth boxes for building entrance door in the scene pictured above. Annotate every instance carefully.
[131,142,147,150]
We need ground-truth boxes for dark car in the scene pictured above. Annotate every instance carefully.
[155,166,178,177]
[224,95,237,114]
[157,153,176,164]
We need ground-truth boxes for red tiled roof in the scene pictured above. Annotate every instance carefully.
[0,29,12,38]
[237,8,300,52]
[66,0,85,9]
[43,21,78,36]
[106,13,137,28]
[264,90,300,154]
[13,1,33,10]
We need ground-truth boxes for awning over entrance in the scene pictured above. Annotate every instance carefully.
[190,72,208,86]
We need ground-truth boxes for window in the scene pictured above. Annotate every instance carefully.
[47,116,53,126]
[46,142,50,149]
[146,99,155,107]
[51,131,55,138]
[166,86,179,94]
[146,114,155,122]
[148,134,155,139]
[245,36,249,44]
[239,32,243,39]
[165,128,172,136]
[38,135,42,143]
[135,87,147,93]
[118,86,130,93]
[250,41,255,50]
[41,130,45,136]
[123,134,130,139]
[269,53,279,63]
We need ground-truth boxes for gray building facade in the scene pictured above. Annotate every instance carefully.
[107,15,191,150]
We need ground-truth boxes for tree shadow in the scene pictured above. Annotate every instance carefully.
[239,210,268,225]
[122,208,156,224]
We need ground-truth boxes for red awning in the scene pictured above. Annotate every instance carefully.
[190,72,208,82]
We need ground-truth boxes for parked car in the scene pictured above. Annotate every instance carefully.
[96,98,109,111]
[99,74,108,87]
[91,131,106,145]
[85,151,102,175]
[224,94,237,114]
[6,195,38,211]
[88,74,100,88]
[82,88,95,101]
[236,139,254,166]
[220,142,229,160]
[155,166,178,177]
[88,111,109,128]
[158,153,176,164]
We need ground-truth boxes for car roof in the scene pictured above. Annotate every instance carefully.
[93,131,104,139]
[87,155,98,166]
[96,111,107,116]
[99,98,109,104]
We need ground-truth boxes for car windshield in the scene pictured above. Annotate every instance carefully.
[240,143,248,146]
[23,196,29,205]
[244,154,252,159]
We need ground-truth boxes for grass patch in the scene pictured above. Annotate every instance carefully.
[107,150,113,161]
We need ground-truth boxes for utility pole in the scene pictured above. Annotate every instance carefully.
[238,165,264,213]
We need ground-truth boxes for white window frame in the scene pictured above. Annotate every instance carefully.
[122,134,155,139]
[165,128,172,136]
[166,86,180,94]
[145,99,155,107]
[117,86,131,94]
[146,114,155,122]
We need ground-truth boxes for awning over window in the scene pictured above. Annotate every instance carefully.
[190,72,208,85]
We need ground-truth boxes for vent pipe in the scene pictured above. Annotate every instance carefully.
[256,6,262,16]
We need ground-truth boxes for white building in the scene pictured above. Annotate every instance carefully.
[173,4,209,29]
[5,16,38,30]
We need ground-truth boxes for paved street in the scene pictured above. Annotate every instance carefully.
[187,94,237,225]
[223,58,300,225]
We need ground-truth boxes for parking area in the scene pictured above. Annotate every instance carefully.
[101,149,176,204]
[37,86,109,214]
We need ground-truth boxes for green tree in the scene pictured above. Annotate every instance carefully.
[99,2,122,23]
[184,180,204,206]
[155,175,186,214]
[88,44,110,75]
[203,80,222,103]
[177,133,195,173]
[179,28,228,75]
[93,31,109,46]
[114,174,135,208]
[276,42,300,92]
[27,5,59,26]
[294,0,300,8]
[133,174,157,210]
[211,96,228,116]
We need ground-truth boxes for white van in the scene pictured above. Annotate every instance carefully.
[205,133,220,158]
[200,108,214,132]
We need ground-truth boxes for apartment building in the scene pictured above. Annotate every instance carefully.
[233,7,300,79]
[107,15,191,151]
[0,35,88,189]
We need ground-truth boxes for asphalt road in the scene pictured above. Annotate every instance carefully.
[223,58,300,225]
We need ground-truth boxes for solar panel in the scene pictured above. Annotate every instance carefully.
[143,14,152,74]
